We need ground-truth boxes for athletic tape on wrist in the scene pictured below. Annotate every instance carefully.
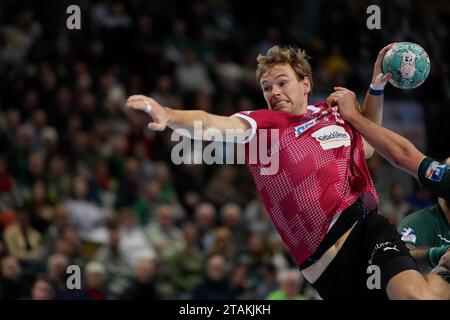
[370,73,387,90]
[144,101,152,114]
[368,85,384,96]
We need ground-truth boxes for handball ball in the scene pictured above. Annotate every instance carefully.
[381,42,431,89]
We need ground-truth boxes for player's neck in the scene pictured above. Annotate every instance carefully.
[292,102,308,115]
[438,198,450,224]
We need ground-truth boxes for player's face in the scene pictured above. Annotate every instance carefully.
[260,63,311,115]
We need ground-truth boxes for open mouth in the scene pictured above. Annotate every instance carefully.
[272,100,289,110]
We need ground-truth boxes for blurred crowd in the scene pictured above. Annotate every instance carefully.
[0,0,448,299]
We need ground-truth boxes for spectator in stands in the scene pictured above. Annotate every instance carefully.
[220,202,248,251]
[30,274,55,300]
[193,202,217,255]
[266,269,307,300]
[169,222,203,297]
[63,176,108,240]
[84,261,107,300]
[380,182,413,226]
[0,255,30,300]
[3,204,41,263]
[146,204,184,262]
[190,254,235,300]
[121,259,160,300]
[117,207,156,268]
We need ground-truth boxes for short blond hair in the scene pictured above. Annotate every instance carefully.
[256,45,313,91]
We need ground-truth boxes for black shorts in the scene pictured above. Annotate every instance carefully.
[303,204,418,300]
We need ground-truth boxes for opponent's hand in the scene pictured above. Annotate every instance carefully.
[438,249,450,269]
[371,43,395,88]
[125,95,168,131]
[327,87,361,122]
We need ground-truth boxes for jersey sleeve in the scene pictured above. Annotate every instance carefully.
[417,157,450,201]
[231,109,280,143]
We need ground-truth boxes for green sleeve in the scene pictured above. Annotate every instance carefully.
[427,245,450,267]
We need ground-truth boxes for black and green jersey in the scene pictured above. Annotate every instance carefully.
[397,204,450,247]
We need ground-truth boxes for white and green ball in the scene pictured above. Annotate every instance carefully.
[382,42,431,90]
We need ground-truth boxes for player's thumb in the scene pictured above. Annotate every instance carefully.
[147,122,165,131]
[381,72,392,83]
[326,95,336,107]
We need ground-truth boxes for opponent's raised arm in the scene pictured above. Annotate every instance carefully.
[125,95,250,141]
[328,87,424,176]
[329,88,450,201]
[361,43,395,125]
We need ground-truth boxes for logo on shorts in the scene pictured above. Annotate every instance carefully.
[368,241,395,264]
[294,119,317,137]
[311,125,350,150]
[425,161,449,181]
[400,227,417,244]
[383,245,399,252]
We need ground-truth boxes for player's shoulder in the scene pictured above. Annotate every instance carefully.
[237,109,274,116]
[237,109,288,117]
[309,101,329,112]
[427,203,448,225]
[397,210,427,245]
[399,204,438,228]
[235,108,292,124]
[237,102,328,116]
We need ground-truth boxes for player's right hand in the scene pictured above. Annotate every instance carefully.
[125,95,168,131]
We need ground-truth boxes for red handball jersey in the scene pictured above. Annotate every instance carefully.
[232,102,378,266]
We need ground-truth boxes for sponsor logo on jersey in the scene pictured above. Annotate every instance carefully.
[425,161,449,181]
[311,125,350,150]
[401,227,417,243]
[294,119,317,137]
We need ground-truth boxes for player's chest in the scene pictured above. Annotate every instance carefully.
[275,116,354,154]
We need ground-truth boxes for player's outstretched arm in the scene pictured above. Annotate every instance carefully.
[328,88,450,201]
[125,95,250,140]
[329,87,424,175]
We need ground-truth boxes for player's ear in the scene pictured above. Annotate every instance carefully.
[303,76,311,95]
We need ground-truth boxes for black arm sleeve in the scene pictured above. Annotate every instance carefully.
[417,157,450,201]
